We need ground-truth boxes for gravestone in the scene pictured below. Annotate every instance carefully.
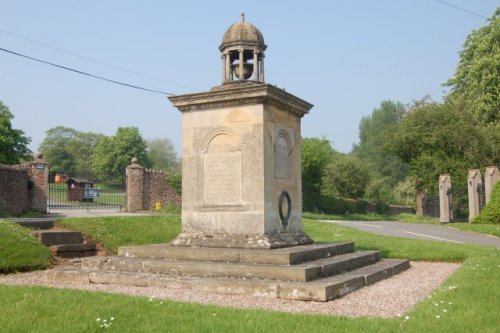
[467,169,483,221]
[439,174,452,223]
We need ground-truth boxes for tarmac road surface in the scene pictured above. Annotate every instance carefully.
[321,220,500,248]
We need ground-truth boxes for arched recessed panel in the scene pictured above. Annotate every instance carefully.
[274,129,293,180]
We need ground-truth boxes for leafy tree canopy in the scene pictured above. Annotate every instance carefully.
[0,101,32,164]
[146,138,179,173]
[92,127,152,176]
[322,154,372,199]
[445,9,500,124]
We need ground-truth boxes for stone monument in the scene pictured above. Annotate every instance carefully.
[169,13,313,248]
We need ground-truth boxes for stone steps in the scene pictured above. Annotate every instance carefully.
[49,258,409,301]
[5,218,98,259]
[118,242,355,265]
[5,218,54,230]
[80,250,380,282]
[48,242,410,301]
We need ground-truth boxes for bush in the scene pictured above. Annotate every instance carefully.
[473,182,500,224]
[166,172,182,194]
[317,195,376,215]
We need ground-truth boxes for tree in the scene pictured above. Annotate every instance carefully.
[0,101,32,164]
[322,155,372,199]
[92,127,151,176]
[385,100,499,196]
[352,100,409,187]
[39,126,103,174]
[146,138,179,173]
[301,137,336,211]
[445,9,500,124]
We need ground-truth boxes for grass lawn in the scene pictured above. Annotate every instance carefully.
[0,222,53,273]
[56,216,181,253]
[447,223,500,238]
[304,212,439,224]
[0,216,498,332]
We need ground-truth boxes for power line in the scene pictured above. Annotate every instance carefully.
[0,27,199,91]
[434,0,489,19]
[0,47,175,95]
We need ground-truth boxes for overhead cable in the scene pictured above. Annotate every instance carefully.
[0,47,174,96]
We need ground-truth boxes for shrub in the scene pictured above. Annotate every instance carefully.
[473,182,500,224]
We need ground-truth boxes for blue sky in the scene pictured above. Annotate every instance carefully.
[1,1,497,156]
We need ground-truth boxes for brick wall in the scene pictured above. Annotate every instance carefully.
[126,159,181,212]
[0,157,48,216]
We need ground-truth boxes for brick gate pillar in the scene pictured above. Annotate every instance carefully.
[126,158,144,213]
[28,154,49,213]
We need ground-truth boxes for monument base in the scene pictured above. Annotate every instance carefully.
[171,231,313,249]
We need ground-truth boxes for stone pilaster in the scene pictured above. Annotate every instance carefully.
[484,166,499,204]
[468,169,483,221]
[126,158,144,213]
[439,174,452,223]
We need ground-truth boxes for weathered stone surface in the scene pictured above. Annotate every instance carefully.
[118,242,354,265]
[6,218,54,230]
[32,230,82,246]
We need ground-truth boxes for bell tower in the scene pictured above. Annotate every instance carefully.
[220,13,266,84]
[169,15,313,248]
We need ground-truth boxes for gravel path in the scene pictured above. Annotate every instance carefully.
[0,261,460,318]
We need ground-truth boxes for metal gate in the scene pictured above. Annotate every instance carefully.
[48,172,126,212]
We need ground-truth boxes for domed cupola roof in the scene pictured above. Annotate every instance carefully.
[219,15,267,51]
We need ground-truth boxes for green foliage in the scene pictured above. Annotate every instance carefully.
[301,137,336,211]
[352,100,409,187]
[385,100,498,198]
[0,101,32,164]
[92,127,152,176]
[473,182,500,224]
[166,172,182,194]
[316,195,374,215]
[146,138,179,173]
[445,9,500,124]
[322,154,372,199]
[392,177,417,207]
[56,216,180,253]
[39,126,103,174]
[0,222,52,273]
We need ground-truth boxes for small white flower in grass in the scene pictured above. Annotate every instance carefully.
[436,315,440,319]
[149,298,153,302]
[443,309,447,313]
[97,318,101,322]
[428,295,432,299]
[448,302,453,305]
[405,316,410,320]
[213,313,217,316]
[440,301,444,304]
[111,317,115,321]
[103,320,107,323]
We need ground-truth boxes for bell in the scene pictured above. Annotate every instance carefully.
[232,63,254,80]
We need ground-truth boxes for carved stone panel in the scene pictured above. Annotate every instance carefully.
[273,125,294,180]
[202,130,242,207]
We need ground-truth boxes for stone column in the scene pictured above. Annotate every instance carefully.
[468,169,483,221]
[485,166,499,204]
[439,174,452,223]
[28,154,49,213]
[126,158,144,213]
[238,49,244,80]
[252,50,258,80]
[225,52,232,81]
[221,54,225,84]
[260,54,265,82]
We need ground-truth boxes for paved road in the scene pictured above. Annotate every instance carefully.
[321,220,500,248]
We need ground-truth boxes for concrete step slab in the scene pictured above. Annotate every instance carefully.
[32,230,82,246]
[117,242,355,265]
[81,250,380,282]
[4,218,54,230]
[49,259,410,302]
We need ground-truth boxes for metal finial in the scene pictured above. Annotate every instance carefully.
[241,12,245,22]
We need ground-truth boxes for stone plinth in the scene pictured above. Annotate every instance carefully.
[485,166,499,204]
[468,169,483,221]
[169,83,313,248]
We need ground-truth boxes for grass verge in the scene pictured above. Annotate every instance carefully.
[446,223,500,238]
[0,222,53,273]
[55,216,181,253]
[303,212,439,224]
[0,217,498,332]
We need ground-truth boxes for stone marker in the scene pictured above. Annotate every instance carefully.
[467,169,483,221]
[439,174,452,223]
[169,14,313,248]
[484,166,499,204]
